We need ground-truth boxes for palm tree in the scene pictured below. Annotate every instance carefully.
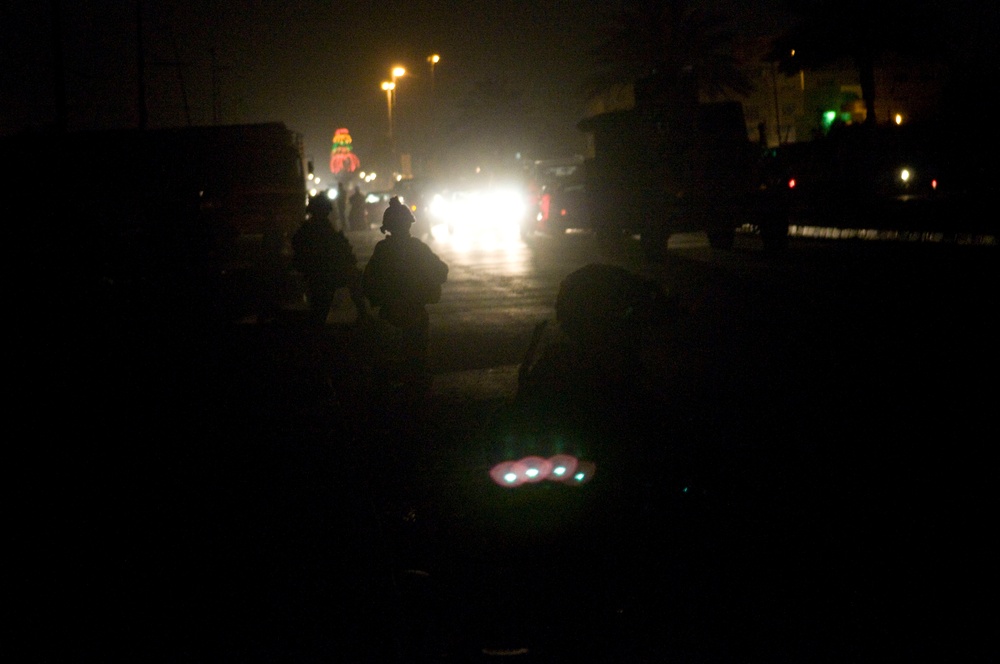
[769,0,942,126]
[586,0,754,112]
[441,75,538,175]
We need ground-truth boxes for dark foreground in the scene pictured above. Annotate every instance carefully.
[14,238,996,662]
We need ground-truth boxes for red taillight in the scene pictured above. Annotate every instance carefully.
[560,208,568,216]
[931,179,938,190]
[788,178,796,189]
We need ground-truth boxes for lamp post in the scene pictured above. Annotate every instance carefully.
[390,66,406,112]
[426,55,441,175]
[381,81,395,140]
[382,81,395,174]
[389,67,406,176]
[427,54,440,96]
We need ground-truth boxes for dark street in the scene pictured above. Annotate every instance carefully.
[14,230,996,662]
[6,0,998,659]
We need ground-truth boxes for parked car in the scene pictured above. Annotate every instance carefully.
[534,180,590,236]
[777,122,990,237]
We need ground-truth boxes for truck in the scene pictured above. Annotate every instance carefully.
[6,122,308,321]
[578,89,789,259]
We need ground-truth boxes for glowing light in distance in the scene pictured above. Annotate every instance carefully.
[432,188,525,238]
[900,168,911,183]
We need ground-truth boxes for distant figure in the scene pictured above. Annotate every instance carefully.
[491,263,674,489]
[517,263,672,412]
[293,194,368,326]
[348,186,366,231]
[362,196,448,387]
[336,182,348,228]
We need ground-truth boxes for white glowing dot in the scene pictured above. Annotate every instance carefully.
[553,466,566,476]
[574,472,585,481]
[525,468,539,478]
[504,473,518,483]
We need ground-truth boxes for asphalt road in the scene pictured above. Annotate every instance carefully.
[14,229,996,662]
[382,232,998,661]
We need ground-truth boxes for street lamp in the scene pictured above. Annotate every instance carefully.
[427,54,440,95]
[391,65,406,108]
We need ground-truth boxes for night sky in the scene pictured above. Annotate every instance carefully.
[3,1,791,181]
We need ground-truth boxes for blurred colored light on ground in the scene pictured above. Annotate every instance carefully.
[489,455,594,488]
[567,460,596,485]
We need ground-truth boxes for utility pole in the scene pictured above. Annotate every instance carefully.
[50,0,67,132]
[211,47,221,124]
[136,0,147,129]
[771,62,781,146]
[154,34,192,126]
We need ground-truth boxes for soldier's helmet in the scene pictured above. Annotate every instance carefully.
[307,192,334,219]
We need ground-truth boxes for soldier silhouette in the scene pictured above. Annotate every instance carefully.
[293,194,367,326]
[361,196,448,389]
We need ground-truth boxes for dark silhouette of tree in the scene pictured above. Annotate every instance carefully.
[926,0,999,132]
[441,75,538,172]
[769,0,943,126]
[585,0,754,107]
